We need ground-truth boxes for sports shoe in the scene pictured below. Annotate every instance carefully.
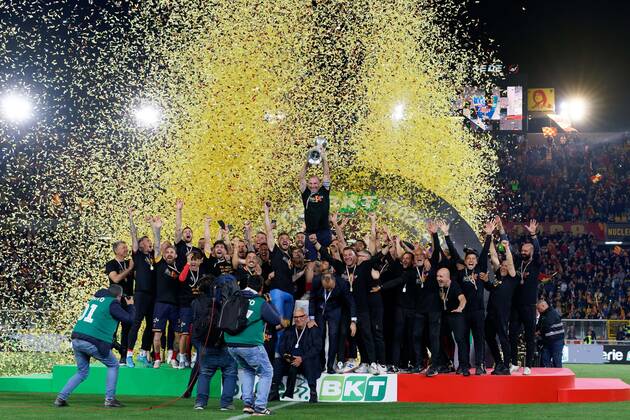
[138,354,151,368]
[104,398,124,408]
[491,363,506,375]
[475,366,485,375]
[335,361,344,373]
[355,363,369,373]
[167,350,173,363]
[509,364,520,374]
[408,366,421,374]
[170,357,179,369]
[125,355,135,368]
[309,390,318,403]
[368,362,380,375]
[177,354,186,369]
[194,404,204,410]
[184,356,191,368]
[387,365,400,374]
[220,405,235,411]
[378,364,388,375]
[342,360,358,373]
[253,408,272,416]
[462,368,471,377]
[153,360,161,369]
[523,367,532,376]
[53,397,68,407]
[243,406,255,414]
[426,367,439,377]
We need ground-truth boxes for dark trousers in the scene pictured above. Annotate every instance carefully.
[316,308,341,371]
[368,294,386,364]
[447,313,470,370]
[391,307,416,367]
[485,305,511,366]
[273,357,320,396]
[438,312,455,367]
[128,291,154,351]
[464,309,485,367]
[509,304,537,367]
[114,321,131,360]
[415,311,441,367]
[356,311,376,364]
[336,307,354,362]
[541,340,563,368]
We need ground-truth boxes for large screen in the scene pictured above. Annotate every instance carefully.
[457,85,524,131]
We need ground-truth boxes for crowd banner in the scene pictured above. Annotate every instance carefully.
[503,222,605,241]
[605,223,630,243]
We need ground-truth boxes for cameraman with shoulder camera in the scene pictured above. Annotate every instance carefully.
[54,285,135,408]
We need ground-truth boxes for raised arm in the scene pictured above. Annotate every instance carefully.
[203,215,212,256]
[150,216,163,259]
[439,220,463,264]
[243,220,254,252]
[330,212,346,249]
[489,240,500,272]
[368,213,377,255]
[524,219,541,256]
[129,208,138,253]
[231,238,241,270]
[502,239,517,277]
[174,198,183,244]
[263,202,275,252]
[479,220,496,273]
[299,161,309,193]
[321,148,330,186]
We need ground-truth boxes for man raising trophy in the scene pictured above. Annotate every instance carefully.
[299,137,332,261]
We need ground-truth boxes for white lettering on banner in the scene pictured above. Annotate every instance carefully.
[321,380,341,397]
[368,380,385,397]
[343,378,364,397]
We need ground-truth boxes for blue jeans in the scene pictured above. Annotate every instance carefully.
[58,339,119,401]
[194,343,238,408]
[305,229,332,261]
[541,340,564,368]
[270,288,294,353]
[228,346,273,411]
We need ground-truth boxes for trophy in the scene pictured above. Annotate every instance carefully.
[307,136,327,165]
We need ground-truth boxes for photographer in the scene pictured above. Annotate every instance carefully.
[54,285,135,408]
[272,308,322,403]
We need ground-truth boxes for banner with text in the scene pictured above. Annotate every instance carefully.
[605,223,630,243]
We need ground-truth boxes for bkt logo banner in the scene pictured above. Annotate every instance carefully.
[318,374,397,402]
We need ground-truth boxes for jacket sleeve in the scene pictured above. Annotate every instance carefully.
[110,301,135,325]
[320,246,345,274]
[261,301,282,326]
[431,232,441,267]
[309,291,318,320]
[381,272,407,291]
[478,235,491,273]
[445,235,464,265]
[303,327,323,359]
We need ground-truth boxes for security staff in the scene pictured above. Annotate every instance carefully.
[536,299,565,368]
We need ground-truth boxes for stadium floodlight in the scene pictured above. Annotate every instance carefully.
[0,92,34,124]
[133,104,162,128]
[391,102,405,122]
[560,98,587,122]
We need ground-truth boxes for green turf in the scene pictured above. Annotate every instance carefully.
[0,364,628,419]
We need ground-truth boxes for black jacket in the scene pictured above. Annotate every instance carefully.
[446,234,491,312]
[309,279,356,319]
[537,307,565,344]
[280,325,323,360]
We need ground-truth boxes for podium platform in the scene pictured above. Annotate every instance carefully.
[397,368,630,404]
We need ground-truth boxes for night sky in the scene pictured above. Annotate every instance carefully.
[468,0,630,132]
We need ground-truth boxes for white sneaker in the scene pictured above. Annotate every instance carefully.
[167,350,173,362]
[335,361,344,374]
[509,364,520,374]
[355,363,369,374]
[368,362,380,375]
[523,367,532,376]
[153,360,161,369]
[177,354,186,369]
[169,357,179,369]
[378,364,388,375]
[342,360,358,374]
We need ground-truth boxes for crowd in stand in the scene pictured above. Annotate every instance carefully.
[495,135,630,223]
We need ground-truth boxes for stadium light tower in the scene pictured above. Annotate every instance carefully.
[560,97,587,123]
[133,103,162,128]
[0,92,34,124]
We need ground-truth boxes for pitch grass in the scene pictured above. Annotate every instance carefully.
[1,364,628,419]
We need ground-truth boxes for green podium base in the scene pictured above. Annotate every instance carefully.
[0,364,221,397]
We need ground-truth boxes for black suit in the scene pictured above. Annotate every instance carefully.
[273,325,323,397]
